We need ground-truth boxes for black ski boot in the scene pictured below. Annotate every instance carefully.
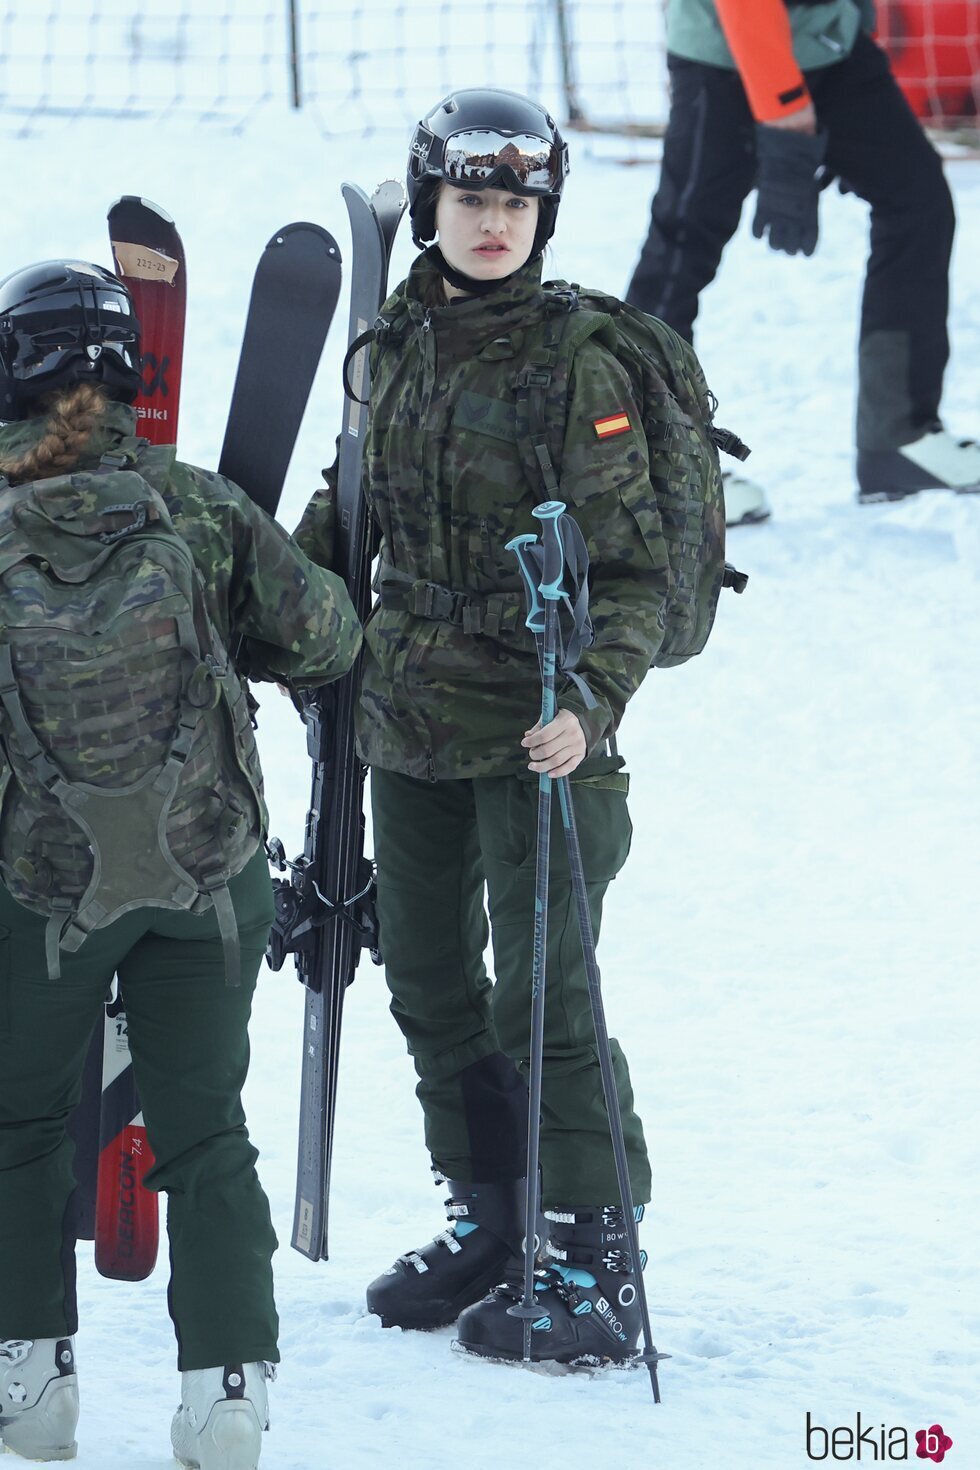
[454,1204,646,1365]
[366,1174,528,1330]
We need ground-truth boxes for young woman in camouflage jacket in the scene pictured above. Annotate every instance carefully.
[0,259,360,1466]
[298,89,671,1369]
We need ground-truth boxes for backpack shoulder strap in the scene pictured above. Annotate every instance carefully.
[513,284,614,504]
[84,439,179,521]
[112,440,178,491]
[344,300,412,403]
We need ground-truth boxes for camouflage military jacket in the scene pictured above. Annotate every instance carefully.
[0,401,361,688]
[296,252,670,781]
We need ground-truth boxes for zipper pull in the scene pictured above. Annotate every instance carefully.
[426,750,437,784]
[421,310,432,335]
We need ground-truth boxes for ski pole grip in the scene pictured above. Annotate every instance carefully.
[532,500,566,602]
[505,533,545,634]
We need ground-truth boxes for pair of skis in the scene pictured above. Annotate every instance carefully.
[265,181,406,1263]
[69,184,404,1277]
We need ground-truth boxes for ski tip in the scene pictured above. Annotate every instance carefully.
[341,180,371,207]
[372,179,409,207]
[372,180,410,266]
[107,195,175,225]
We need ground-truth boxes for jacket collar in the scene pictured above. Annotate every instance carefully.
[0,401,144,475]
[397,249,548,356]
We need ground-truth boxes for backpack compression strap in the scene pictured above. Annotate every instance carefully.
[342,314,403,403]
[98,448,248,988]
[512,294,610,710]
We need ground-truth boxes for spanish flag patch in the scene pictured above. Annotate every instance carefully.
[593,411,632,440]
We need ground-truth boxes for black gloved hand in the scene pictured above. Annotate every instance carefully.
[751,125,829,257]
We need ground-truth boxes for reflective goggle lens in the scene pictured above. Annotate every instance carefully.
[441,129,564,192]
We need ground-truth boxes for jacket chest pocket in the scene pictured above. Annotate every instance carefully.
[452,389,518,447]
[446,405,535,591]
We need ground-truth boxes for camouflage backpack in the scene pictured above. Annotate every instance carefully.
[514,283,749,668]
[0,444,265,982]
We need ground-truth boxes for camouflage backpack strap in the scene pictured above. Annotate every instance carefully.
[91,429,178,477]
[512,283,610,507]
[123,438,258,985]
[343,305,410,403]
[145,463,254,987]
[127,440,179,487]
[510,295,604,703]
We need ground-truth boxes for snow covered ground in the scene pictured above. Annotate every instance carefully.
[4,97,979,1470]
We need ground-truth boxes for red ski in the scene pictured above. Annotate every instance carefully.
[93,986,157,1280]
[83,197,186,1280]
[109,195,186,445]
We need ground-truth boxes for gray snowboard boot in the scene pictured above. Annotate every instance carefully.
[171,1362,273,1470]
[0,1337,79,1461]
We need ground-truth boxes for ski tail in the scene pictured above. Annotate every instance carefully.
[93,989,159,1282]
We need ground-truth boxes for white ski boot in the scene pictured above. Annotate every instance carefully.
[171,1362,273,1470]
[722,469,772,526]
[0,1338,78,1461]
[858,425,980,501]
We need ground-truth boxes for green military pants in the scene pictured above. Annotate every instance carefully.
[0,851,279,1371]
[371,761,652,1207]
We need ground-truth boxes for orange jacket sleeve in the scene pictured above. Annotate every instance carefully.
[714,0,811,122]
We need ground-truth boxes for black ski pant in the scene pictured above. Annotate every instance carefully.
[0,852,279,1371]
[626,32,955,452]
[371,762,652,1208]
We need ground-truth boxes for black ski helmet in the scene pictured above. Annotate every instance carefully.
[407,87,569,256]
[0,260,141,422]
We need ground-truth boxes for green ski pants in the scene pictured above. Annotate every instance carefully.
[371,764,652,1207]
[0,852,279,1371]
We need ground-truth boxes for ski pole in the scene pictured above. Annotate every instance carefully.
[509,505,669,1401]
[503,502,564,1364]
[553,770,668,1402]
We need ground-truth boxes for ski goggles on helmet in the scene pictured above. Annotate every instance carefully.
[415,127,569,197]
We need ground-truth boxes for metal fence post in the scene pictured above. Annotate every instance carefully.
[287,0,302,108]
[553,0,584,123]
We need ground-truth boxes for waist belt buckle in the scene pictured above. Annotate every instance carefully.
[415,581,467,625]
[444,589,468,626]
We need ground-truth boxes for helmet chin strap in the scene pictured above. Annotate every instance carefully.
[425,244,537,298]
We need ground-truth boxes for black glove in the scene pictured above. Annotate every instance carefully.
[751,125,829,257]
